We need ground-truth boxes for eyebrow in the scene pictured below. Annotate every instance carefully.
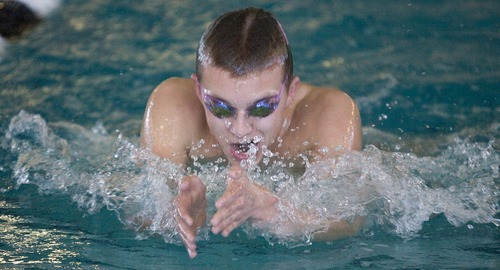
[198,73,287,108]
[207,94,236,110]
[201,85,279,109]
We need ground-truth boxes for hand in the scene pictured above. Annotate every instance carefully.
[174,175,207,259]
[210,166,277,237]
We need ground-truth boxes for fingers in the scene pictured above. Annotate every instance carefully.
[176,202,194,226]
[216,213,243,237]
[178,226,198,259]
[214,186,237,209]
[176,210,198,258]
[175,192,194,226]
[221,222,239,237]
[176,175,206,227]
[211,189,248,235]
[187,248,197,259]
[211,208,244,235]
[210,168,254,236]
[175,203,196,244]
[177,220,196,247]
[174,175,207,259]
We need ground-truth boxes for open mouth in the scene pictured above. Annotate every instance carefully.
[229,136,264,162]
[230,139,261,161]
[233,143,250,153]
[231,141,258,153]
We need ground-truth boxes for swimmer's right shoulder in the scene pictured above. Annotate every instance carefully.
[152,77,194,95]
[142,77,205,159]
[149,77,197,104]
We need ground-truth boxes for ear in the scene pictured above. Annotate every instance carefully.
[191,74,203,103]
[285,76,300,106]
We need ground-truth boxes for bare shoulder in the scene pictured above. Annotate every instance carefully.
[307,84,358,118]
[141,77,206,162]
[148,77,198,106]
[297,83,362,154]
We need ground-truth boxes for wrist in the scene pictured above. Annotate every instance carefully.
[250,186,279,222]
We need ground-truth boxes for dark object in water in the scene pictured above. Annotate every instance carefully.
[0,0,41,40]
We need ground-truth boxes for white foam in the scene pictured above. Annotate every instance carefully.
[4,111,499,246]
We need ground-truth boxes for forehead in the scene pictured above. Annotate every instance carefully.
[200,65,285,95]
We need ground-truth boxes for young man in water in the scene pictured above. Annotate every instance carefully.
[141,8,362,258]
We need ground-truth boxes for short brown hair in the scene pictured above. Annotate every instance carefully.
[196,7,293,86]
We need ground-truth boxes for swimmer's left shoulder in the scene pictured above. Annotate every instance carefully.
[302,84,357,110]
[301,84,362,149]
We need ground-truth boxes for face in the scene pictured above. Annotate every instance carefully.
[194,65,293,166]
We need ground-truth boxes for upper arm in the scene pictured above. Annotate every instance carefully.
[140,78,203,165]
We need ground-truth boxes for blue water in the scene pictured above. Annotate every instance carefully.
[1,0,499,269]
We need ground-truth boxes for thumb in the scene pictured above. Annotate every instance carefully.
[228,166,243,180]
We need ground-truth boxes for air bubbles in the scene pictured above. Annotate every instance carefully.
[196,139,205,148]
[277,137,284,147]
[262,146,275,158]
[319,146,329,154]
[378,114,388,121]
[263,157,270,165]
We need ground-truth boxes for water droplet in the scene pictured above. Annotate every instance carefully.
[320,146,329,154]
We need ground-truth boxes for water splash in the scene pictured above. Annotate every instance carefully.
[2,111,498,248]
[2,111,184,243]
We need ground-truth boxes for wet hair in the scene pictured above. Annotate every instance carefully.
[196,7,293,87]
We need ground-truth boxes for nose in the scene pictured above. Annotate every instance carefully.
[227,115,253,138]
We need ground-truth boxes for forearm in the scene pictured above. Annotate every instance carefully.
[312,216,364,241]
[252,194,363,242]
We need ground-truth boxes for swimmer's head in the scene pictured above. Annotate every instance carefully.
[196,7,293,88]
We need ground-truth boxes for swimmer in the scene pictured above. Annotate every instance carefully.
[140,7,362,258]
[0,0,60,40]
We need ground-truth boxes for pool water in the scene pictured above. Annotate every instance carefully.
[1,0,498,269]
